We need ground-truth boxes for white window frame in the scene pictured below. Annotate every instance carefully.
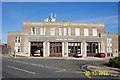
[64,28,67,36]
[107,38,112,44]
[50,27,55,35]
[59,28,62,35]
[84,28,89,36]
[68,28,71,36]
[109,38,112,43]
[107,38,112,53]
[15,37,20,43]
[15,46,20,52]
[107,46,112,53]
[15,37,18,43]
[75,28,80,36]
[15,46,18,52]
[18,37,20,43]
[40,27,45,35]
[18,46,20,52]
[93,28,97,36]
[31,27,36,35]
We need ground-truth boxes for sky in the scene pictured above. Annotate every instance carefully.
[0,1,1,44]
[2,2,119,43]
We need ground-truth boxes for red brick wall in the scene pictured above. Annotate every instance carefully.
[8,33,25,53]
[23,23,105,36]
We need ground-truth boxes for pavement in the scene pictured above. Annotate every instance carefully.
[87,65,120,78]
[2,54,112,61]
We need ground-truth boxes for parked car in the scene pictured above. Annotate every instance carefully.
[73,53,82,58]
[33,49,41,56]
[97,53,106,58]
[100,53,106,58]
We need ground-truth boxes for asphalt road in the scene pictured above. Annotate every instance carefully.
[2,57,117,79]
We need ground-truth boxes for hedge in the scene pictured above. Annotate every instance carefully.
[109,57,120,68]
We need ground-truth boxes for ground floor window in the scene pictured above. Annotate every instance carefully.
[50,42,62,57]
[87,42,99,56]
[68,42,81,57]
[15,45,20,53]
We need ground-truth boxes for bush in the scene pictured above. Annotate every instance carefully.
[109,57,120,68]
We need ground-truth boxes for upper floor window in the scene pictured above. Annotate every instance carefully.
[64,28,67,35]
[31,27,36,35]
[59,28,62,35]
[18,37,20,43]
[40,27,45,35]
[93,28,97,36]
[15,37,17,43]
[15,37,20,43]
[107,38,112,44]
[68,28,71,36]
[84,28,89,36]
[75,28,80,36]
[50,27,55,35]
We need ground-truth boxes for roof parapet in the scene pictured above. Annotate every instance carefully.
[23,22,105,27]
[8,32,28,35]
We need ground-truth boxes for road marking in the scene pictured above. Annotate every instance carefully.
[81,65,91,79]
[81,65,87,71]
[3,58,67,71]
[56,69,66,72]
[8,66,35,74]
[3,58,86,75]
[74,71,85,73]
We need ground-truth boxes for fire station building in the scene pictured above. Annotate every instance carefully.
[7,16,118,57]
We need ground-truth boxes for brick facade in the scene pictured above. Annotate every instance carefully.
[7,22,119,57]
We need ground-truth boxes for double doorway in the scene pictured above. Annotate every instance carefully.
[87,42,99,56]
[68,42,81,57]
[50,42,62,57]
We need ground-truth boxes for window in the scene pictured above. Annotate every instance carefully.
[107,38,112,53]
[107,38,109,43]
[31,27,36,35]
[15,46,18,52]
[109,38,112,43]
[75,28,80,36]
[64,28,67,35]
[15,46,20,52]
[84,28,89,36]
[107,38,112,44]
[107,47,112,53]
[68,28,71,36]
[40,27,45,35]
[18,37,20,43]
[59,28,62,35]
[15,37,20,43]
[15,37,17,43]
[18,46,20,52]
[50,27,55,35]
[93,28,97,36]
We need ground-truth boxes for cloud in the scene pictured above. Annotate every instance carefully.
[81,15,118,27]
[80,15,118,33]
[82,15,118,22]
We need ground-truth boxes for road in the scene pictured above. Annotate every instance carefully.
[2,57,118,79]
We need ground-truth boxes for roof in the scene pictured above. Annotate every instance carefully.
[8,31,27,35]
[23,21,105,27]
